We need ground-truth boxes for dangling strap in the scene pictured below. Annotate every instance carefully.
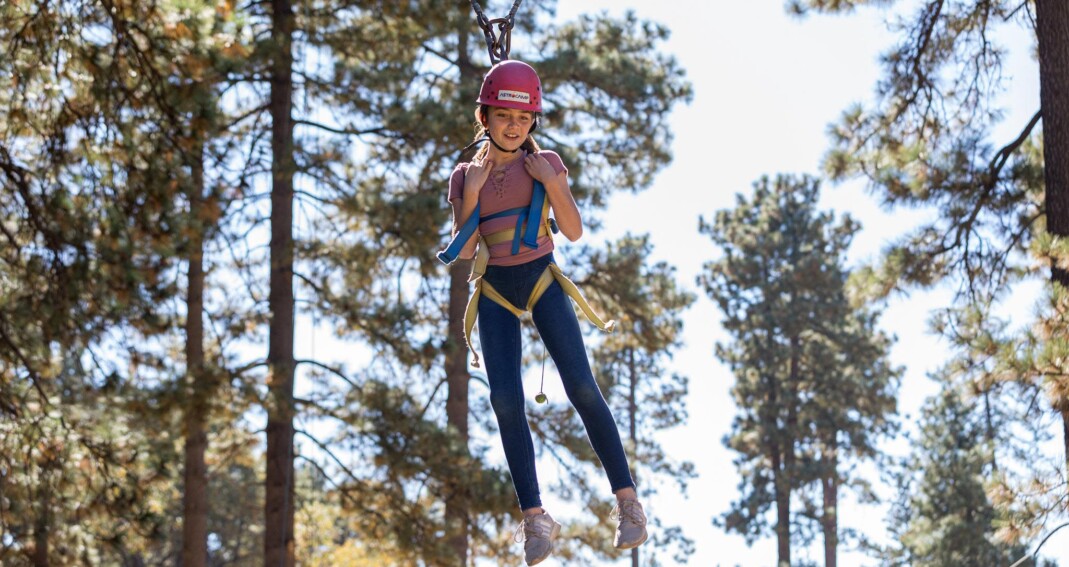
[530,263,616,332]
[463,280,484,367]
[470,235,492,282]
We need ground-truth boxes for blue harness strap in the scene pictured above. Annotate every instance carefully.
[437,202,481,264]
[523,181,546,249]
[437,181,549,265]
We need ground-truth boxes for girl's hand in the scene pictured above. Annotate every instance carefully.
[524,152,556,184]
[463,158,494,196]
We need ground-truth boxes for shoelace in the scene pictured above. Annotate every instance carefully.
[610,500,646,526]
[513,515,545,543]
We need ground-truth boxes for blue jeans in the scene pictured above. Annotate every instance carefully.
[478,253,635,511]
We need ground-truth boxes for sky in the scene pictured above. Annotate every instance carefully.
[492,1,1065,566]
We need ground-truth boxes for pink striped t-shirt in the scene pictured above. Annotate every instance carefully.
[448,150,568,267]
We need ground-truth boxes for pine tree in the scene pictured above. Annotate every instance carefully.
[700,175,899,567]
[783,306,898,567]
[0,350,184,565]
[884,381,1037,566]
[586,234,697,566]
[262,0,298,562]
[919,296,1068,551]
[0,1,214,562]
[791,0,1069,495]
[109,3,256,562]
[1034,0,1069,504]
[2,2,693,563]
[0,0,186,413]
[290,2,692,563]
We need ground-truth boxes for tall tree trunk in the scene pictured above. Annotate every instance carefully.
[628,348,639,567]
[182,141,209,567]
[444,9,477,563]
[265,0,296,564]
[772,452,791,567]
[983,389,998,471]
[775,337,802,567]
[765,321,791,567]
[32,477,50,567]
[445,258,473,565]
[821,444,838,567]
[1036,0,1069,489]
[1063,409,1069,492]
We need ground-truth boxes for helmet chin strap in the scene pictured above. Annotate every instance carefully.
[487,133,520,153]
[457,121,533,160]
[458,135,517,158]
[482,119,530,154]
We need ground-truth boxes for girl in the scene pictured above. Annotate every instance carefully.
[439,60,648,566]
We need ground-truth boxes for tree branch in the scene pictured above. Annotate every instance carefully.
[291,438,392,528]
[421,42,459,67]
[988,109,1042,175]
[296,358,361,390]
[934,109,1044,277]
[226,103,270,130]
[229,360,269,379]
[293,119,385,138]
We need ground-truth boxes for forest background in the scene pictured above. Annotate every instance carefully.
[1,0,1067,566]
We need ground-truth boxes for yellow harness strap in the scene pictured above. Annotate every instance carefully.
[482,221,549,247]
[468,216,552,283]
[463,261,616,368]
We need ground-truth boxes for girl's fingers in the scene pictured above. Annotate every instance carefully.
[524,155,550,179]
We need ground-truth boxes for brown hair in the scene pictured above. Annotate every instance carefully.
[470,104,541,162]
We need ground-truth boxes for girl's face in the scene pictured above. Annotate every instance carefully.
[484,106,535,151]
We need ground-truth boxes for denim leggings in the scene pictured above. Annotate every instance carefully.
[478,253,635,511]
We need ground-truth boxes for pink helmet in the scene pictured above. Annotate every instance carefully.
[476,60,542,113]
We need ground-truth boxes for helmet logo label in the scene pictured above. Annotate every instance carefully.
[497,90,531,104]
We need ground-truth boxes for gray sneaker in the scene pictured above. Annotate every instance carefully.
[611,499,648,550]
[513,511,562,566]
